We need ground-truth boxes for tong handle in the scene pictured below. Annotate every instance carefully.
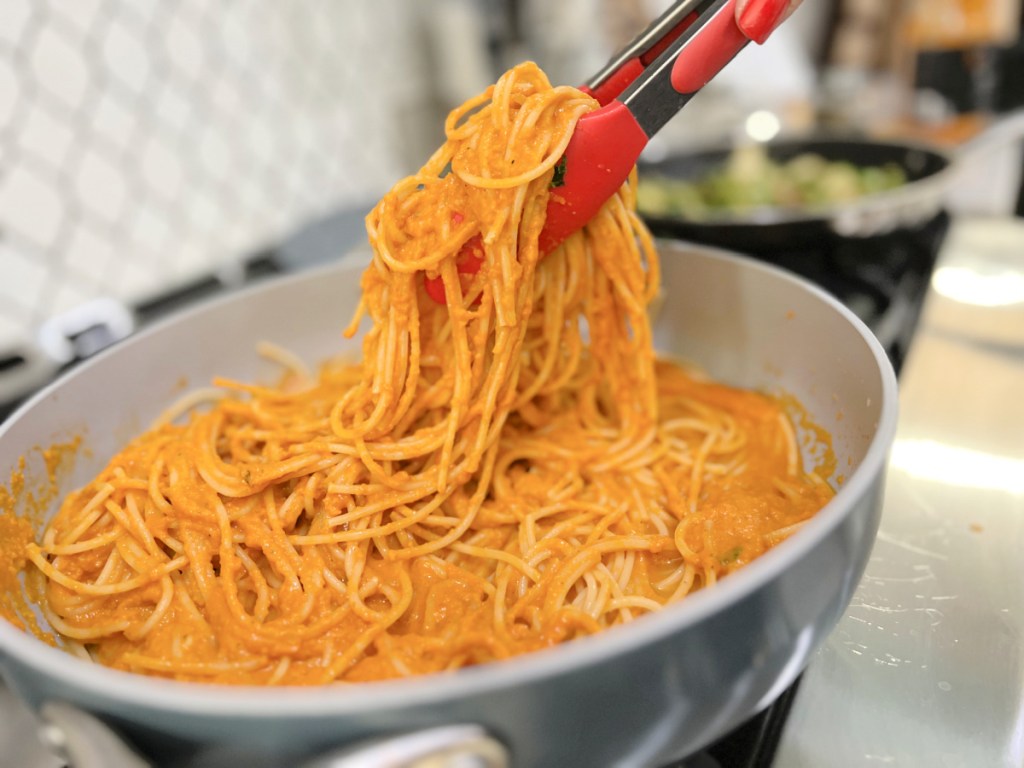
[619,0,749,137]
[533,0,748,255]
[583,0,749,137]
[583,0,705,106]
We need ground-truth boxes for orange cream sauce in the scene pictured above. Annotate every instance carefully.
[4,363,833,685]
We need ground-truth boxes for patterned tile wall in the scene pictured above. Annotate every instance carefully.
[0,0,442,377]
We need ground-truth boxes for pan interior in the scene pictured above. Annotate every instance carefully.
[0,243,896,713]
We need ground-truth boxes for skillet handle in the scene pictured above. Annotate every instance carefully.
[39,701,508,768]
[300,725,510,768]
[39,701,153,768]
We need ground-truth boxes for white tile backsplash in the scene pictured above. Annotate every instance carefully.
[30,25,88,109]
[18,103,75,166]
[0,0,481,406]
[64,225,114,282]
[0,58,20,127]
[0,166,65,247]
[0,243,47,311]
[90,92,137,151]
[75,150,127,222]
[1,0,431,341]
[0,1,31,46]
[102,20,151,94]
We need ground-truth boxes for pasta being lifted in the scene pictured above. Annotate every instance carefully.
[27,63,833,685]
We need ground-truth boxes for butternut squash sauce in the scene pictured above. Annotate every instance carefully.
[16,63,834,685]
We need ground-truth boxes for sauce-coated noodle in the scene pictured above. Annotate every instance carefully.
[27,63,833,684]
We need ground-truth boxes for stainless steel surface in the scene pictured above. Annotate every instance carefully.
[776,216,1024,767]
[0,243,896,767]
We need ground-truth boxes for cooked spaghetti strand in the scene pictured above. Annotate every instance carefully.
[28,62,833,685]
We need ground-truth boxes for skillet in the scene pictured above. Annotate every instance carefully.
[0,241,897,767]
[639,111,1024,255]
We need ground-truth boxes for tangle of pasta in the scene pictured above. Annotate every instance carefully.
[27,63,833,684]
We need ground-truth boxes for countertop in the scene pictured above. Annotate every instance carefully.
[776,216,1024,767]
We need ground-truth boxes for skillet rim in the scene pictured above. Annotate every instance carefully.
[0,242,898,718]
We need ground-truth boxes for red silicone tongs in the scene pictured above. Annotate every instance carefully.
[426,0,752,304]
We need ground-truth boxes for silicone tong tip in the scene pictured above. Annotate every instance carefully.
[428,0,752,304]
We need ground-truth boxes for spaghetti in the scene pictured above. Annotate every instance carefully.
[26,63,833,684]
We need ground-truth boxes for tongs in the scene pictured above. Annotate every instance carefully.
[426,0,754,304]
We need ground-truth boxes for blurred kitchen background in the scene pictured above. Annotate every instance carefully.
[1,0,1023,411]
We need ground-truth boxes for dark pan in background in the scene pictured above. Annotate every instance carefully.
[639,137,950,255]
[638,111,1024,257]
[638,113,1024,371]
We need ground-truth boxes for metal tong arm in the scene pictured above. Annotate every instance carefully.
[620,0,750,137]
[583,0,707,104]
[585,0,750,137]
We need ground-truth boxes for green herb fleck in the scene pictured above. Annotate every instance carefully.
[550,156,567,188]
[719,546,742,565]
